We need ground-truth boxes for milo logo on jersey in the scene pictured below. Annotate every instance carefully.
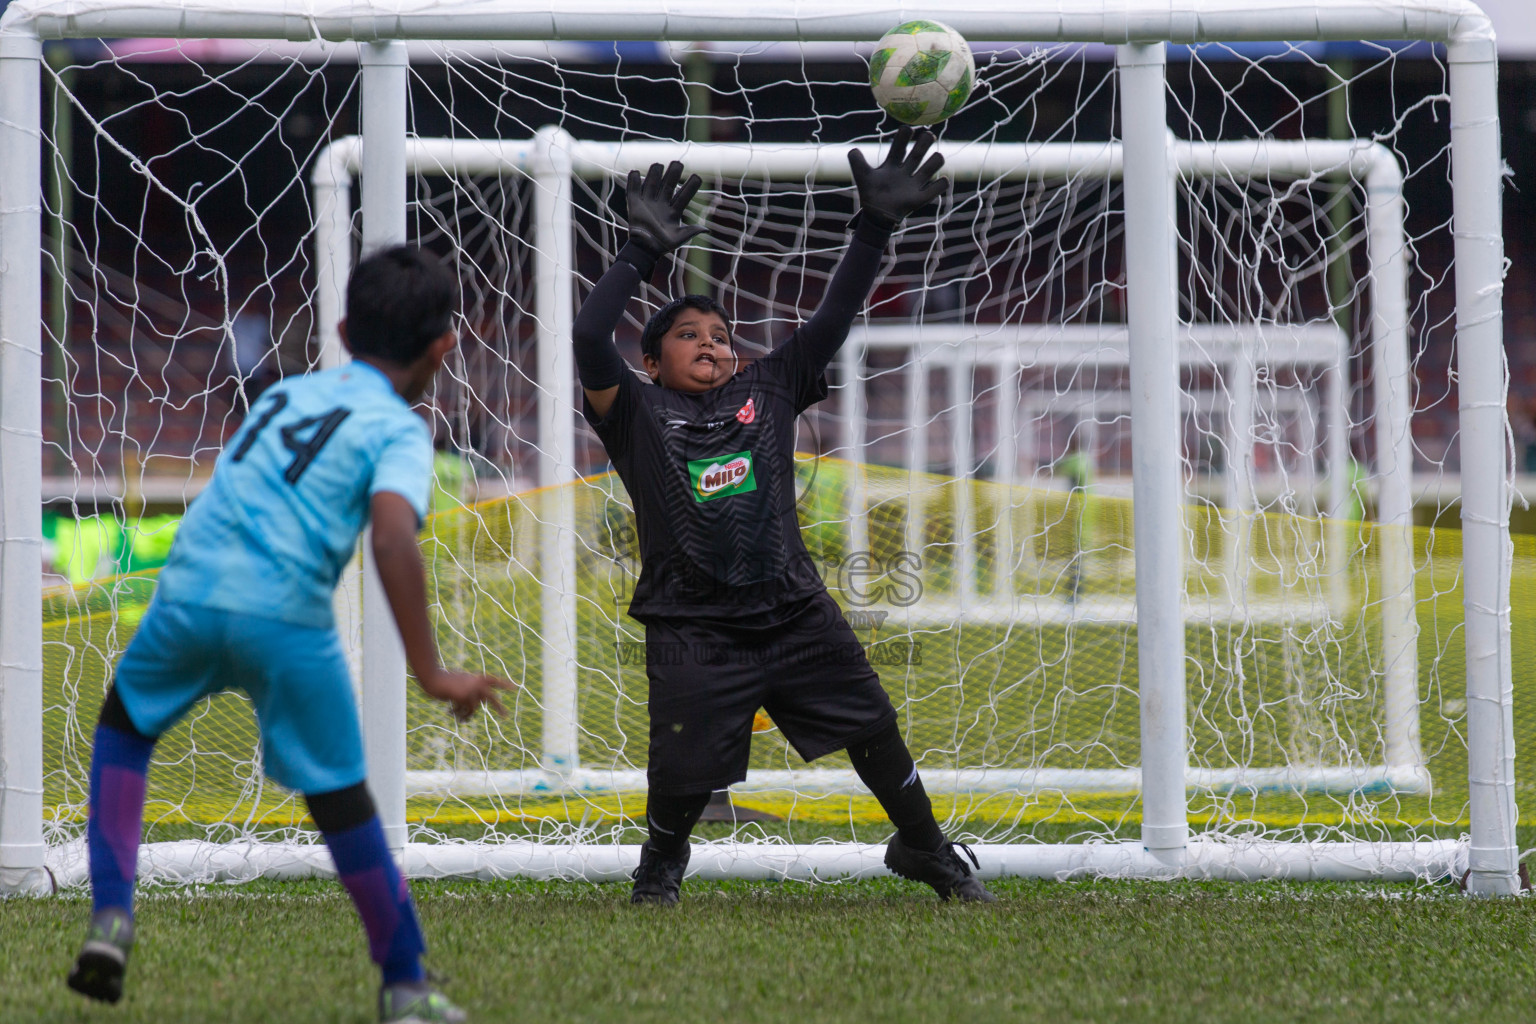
[688,450,758,502]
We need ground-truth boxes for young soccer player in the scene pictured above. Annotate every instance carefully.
[66,246,511,1023]
[574,126,995,905]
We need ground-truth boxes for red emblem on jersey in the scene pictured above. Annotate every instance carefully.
[736,398,755,424]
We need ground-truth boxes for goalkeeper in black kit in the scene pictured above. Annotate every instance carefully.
[574,126,995,905]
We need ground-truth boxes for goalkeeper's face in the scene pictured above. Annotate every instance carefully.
[644,311,735,393]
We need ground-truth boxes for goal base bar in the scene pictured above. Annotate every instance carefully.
[40,838,1465,890]
[405,765,1432,799]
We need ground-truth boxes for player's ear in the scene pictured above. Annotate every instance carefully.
[641,353,661,381]
[430,329,457,360]
[337,319,351,353]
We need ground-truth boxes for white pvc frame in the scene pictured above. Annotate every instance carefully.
[0,0,1513,893]
[841,321,1348,605]
[843,321,1348,517]
[312,134,1424,805]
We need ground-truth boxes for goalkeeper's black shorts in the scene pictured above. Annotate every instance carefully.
[640,589,899,795]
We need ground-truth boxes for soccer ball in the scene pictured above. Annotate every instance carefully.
[868,20,976,126]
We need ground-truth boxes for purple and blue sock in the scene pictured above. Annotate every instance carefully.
[322,816,426,985]
[86,721,155,916]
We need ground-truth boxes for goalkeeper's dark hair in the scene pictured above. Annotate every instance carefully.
[345,245,458,365]
[640,295,732,362]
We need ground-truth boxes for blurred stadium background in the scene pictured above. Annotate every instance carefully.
[2,0,1534,564]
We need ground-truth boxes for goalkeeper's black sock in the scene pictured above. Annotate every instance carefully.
[645,791,711,858]
[848,722,946,853]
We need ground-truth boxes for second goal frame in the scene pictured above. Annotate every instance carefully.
[311,131,1428,804]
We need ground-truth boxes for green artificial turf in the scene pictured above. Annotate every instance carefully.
[4,875,1535,1024]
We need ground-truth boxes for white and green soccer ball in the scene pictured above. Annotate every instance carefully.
[868,20,976,126]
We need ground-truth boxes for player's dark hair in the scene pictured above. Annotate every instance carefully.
[345,245,457,365]
[640,295,732,362]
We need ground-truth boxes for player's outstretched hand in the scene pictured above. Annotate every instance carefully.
[849,124,948,230]
[420,668,514,722]
[624,161,707,260]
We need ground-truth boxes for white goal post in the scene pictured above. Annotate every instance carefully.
[0,0,1516,895]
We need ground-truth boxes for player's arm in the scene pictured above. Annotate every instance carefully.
[576,161,705,418]
[788,125,948,374]
[573,266,636,420]
[370,491,512,721]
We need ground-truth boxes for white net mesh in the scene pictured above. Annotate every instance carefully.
[32,37,1510,877]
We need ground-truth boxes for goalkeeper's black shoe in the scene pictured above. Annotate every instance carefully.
[631,840,689,905]
[66,907,134,1004]
[884,834,998,903]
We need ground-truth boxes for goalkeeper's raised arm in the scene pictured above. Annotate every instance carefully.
[780,124,948,377]
[573,159,706,419]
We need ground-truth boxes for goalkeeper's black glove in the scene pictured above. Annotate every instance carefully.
[620,160,706,277]
[848,124,949,231]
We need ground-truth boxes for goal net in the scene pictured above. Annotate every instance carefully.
[0,0,1518,891]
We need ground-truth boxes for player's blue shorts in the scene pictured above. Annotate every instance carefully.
[111,598,365,795]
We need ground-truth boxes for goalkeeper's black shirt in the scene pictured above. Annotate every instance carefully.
[577,221,890,623]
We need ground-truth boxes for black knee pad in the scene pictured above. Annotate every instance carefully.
[304,782,377,834]
[99,686,155,742]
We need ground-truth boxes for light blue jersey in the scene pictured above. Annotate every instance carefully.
[155,361,432,628]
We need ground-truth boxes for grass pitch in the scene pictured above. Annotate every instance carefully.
[4,875,1534,1024]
